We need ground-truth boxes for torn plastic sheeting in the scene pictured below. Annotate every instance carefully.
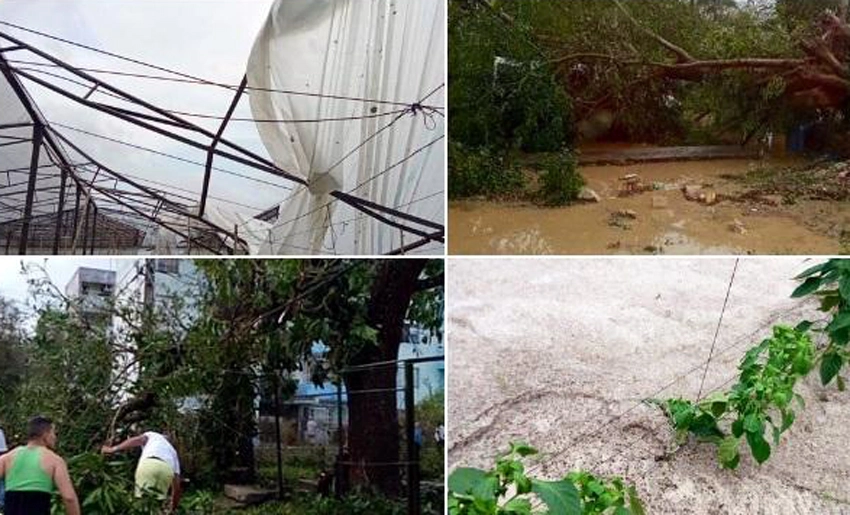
[202,202,272,255]
[246,0,445,255]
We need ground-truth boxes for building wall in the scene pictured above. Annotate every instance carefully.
[64,267,116,325]
[112,259,200,401]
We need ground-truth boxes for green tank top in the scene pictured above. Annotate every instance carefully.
[5,446,54,493]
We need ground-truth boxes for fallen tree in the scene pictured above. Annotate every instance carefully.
[489,0,850,142]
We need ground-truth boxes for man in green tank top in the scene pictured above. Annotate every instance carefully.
[0,416,80,515]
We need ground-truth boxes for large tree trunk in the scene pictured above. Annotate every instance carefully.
[343,259,428,497]
[207,365,256,483]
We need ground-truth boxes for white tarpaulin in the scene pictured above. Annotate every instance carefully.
[246,0,445,255]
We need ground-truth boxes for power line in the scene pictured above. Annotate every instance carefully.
[697,258,739,401]
[48,121,294,192]
[12,64,416,124]
[0,21,445,110]
[349,135,445,194]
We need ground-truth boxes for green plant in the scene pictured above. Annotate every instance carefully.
[658,325,815,469]
[448,0,574,152]
[177,491,215,514]
[448,142,527,199]
[791,259,850,388]
[538,151,585,206]
[448,441,644,515]
[235,491,412,515]
[567,471,645,515]
[51,453,166,515]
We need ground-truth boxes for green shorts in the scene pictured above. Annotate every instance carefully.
[134,458,173,500]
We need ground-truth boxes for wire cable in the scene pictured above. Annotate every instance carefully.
[697,258,739,401]
[0,21,445,110]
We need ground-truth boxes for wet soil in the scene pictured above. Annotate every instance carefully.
[449,151,849,255]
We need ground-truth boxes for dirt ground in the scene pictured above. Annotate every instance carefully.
[449,156,849,255]
[447,258,850,514]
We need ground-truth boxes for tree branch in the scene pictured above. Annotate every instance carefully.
[613,0,694,63]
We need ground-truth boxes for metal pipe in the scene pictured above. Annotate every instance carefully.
[52,163,67,254]
[89,202,97,254]
[405,361,420,515]
[18,123,42,254]
[200,75,247,217]
[273,372,284,501]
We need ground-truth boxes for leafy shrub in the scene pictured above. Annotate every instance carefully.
[448,441,644,515]
[539,151,585,206]
[416,393,445,481]
[448,142,527,199]
[235,492,412,515]
[448,0,574,152]
[659,324,815,469]
[494,62,575,153]
[568,471,645,515]
[791,259,850,387]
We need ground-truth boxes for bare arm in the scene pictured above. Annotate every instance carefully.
[101,434,148,455]
[171,475,182,511]
[53,458,80,515]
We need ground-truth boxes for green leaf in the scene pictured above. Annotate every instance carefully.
[718,436,740,469]
[838,376,846,392]
[731,418,744,438]
[820,351,844,386]
[449,467,489,496]
[510,441,538,457]
[628,485,646,515]
[840,276,850,301]
[791,277,823,298]
[826,313,850,333]
[702,392,728,418]
[794,320,813,333]
[743,414,762,434]
[781,410,795,432]
[746,431,771,464]
[472,475,501,503]
[690,412,724,440]
[795,262,827,279]
[502,498,533,515]
[832,327,850,347]
[821,293,841,312]
[515,472,532,495]
[792,353,813,375]
[531,478,582,515]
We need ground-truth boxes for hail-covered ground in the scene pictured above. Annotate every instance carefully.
[447,257,850,515]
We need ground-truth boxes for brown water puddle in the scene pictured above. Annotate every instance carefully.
[449,158,845,255]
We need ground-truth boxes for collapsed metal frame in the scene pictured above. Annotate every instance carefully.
[0,28,446,255]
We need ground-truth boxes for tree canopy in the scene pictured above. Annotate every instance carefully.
[451,0,850,147]
[0,259,444,510]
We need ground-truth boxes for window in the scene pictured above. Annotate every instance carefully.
[155,259,179,274]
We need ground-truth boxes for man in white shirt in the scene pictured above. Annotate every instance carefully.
[101,431,182,512]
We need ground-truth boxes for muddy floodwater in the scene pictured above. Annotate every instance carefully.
[449,153,848,255]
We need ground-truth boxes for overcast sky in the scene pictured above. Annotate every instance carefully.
[0,257,137,327]
[0,0,287,216]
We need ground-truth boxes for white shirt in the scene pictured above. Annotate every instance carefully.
[140,432,180,475]
[0,428,7,452]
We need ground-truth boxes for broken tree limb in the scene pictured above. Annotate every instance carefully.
[613,0,695,63]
